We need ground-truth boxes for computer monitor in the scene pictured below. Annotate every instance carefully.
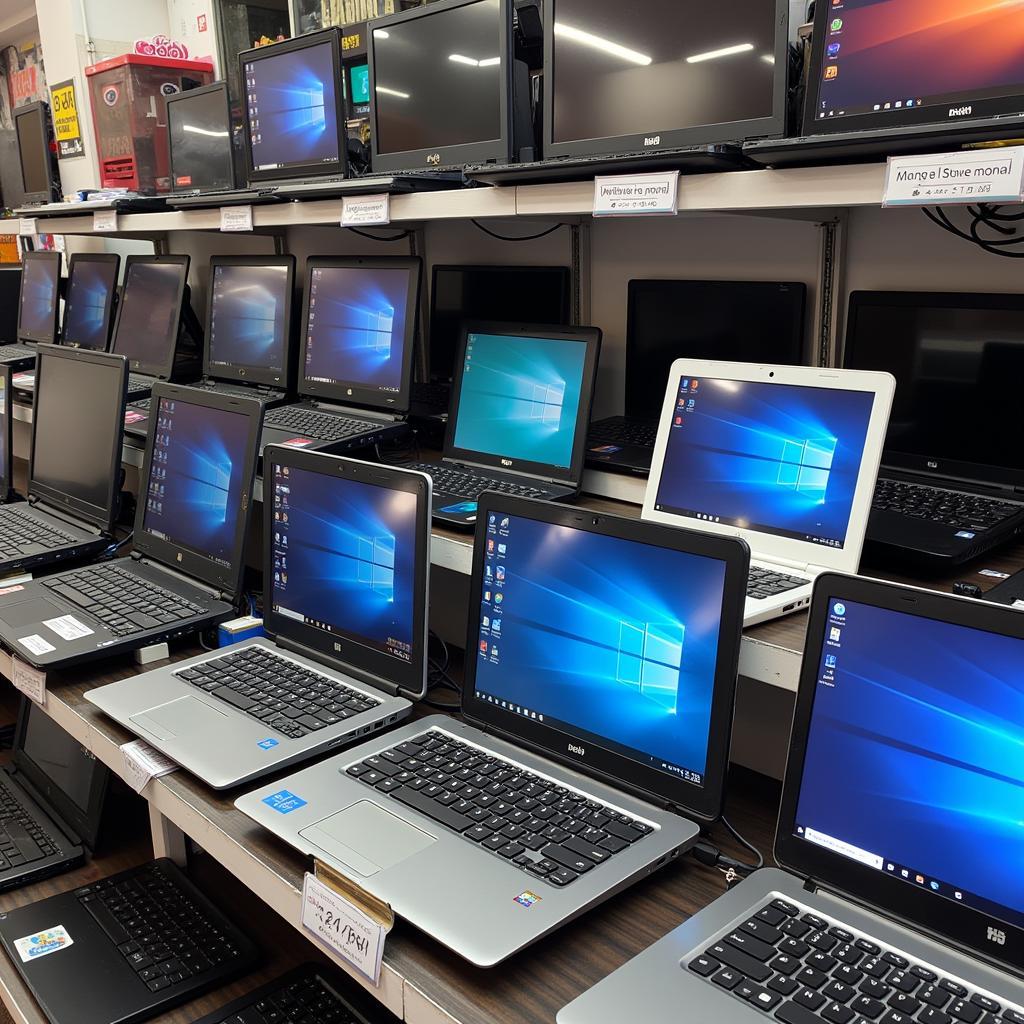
[429,265,572,381]
[239,28,346,186]
[17,251,62,346]
[111,255,190,377]
[62,253,120,351]
[0,366,13,502]
[14,102,60,204]
[625,279,807,417]
[167,82,237,194]
[543,0,787,161]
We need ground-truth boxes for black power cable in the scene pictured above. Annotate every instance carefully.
[470,219,567,243]
[921,203,1024,259]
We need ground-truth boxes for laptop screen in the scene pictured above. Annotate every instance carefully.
[0,371,9,495]
[793,596,1024,932]
[21,700,97,813]
[652,375,876,550]
[18,254,59,344]
[62,258,118,350]
[208,263,291,376]
[168,85,234,194]
[112,261,185,374]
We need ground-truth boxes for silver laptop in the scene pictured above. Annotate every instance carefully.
[642,361,894,627]
[85,447,432,789]
[236,491,750,966]
[559,572,1024,1024]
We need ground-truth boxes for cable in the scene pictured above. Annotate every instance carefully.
[471,219,567,243]
[344,226,412,243]
[922,204,1024,259]
[721,815,765,870]
[101,531,134,559]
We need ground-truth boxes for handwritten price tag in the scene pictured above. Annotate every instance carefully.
[18,218,37,237]
[593,170,679,217]
[121,739,178,793]
[93,210,118,232]
[220,205,253,232]
[11,658,46,707]
[341,193,390,227]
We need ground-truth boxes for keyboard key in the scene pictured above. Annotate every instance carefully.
[795,988,828,1011]
[707,941,772,983]
[823,1003,857,1024]
[711,967,742,991]
[777,1001,829,1024]
[390,786,473,832]
[688,954,720,977]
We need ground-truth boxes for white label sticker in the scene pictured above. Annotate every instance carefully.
[43,614,94,641]
[593,171,679,217]
[16,635,54,658]
[978,569,1011,579]
[14,925,73,962]
[220,205,253,232]
[11,657,46,706]
[121,739,178,794]
[341,193,390,227]
[18,218,37,237]
[301,872,388,984]
[93,209,118,232]
[883,147,1024,207]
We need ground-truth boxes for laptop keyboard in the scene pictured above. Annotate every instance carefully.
[0,345,31,362]
[265,406,374,442]
[0,507,76,557]
[412,462,550,500]
[747,565,809,601]
[130,398,151,412]
[872,480,1019,533]
[127,373,154,393]
[0,775,59,868]
[175,645,381,740]
[589,417,658,447]
[688,896,1024,1024]
[348,728,653,886]
[42,563,205,637]
[199,966,360,1024]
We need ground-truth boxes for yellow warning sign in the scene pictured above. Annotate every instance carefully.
[50,79,83,158]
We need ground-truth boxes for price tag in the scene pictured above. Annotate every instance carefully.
[883,147,1024,207]
[18,218,37,237]
[341,193,390,227]
[301,872,388,984]
[11,657,46,707]
[93,210,118,232]
[121,739,178,794]
[220,205,253,232]
[593,170,679,217]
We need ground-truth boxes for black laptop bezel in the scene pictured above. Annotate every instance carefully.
[443,322,601,487]
[298,255,421,413]
[462,493,749,822]
[17,250,62,345]
[167,81,237,196]
[14,102,60,205]
[262,445,432,699]
[0,365,12,503]
[203,255,296,390]
[133,383,263,598]
[61,252,120,351]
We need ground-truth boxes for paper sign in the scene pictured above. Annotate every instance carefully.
[121,739,178,793]
[43,614,94,641]
[301,872,388,984]
[50,79,84,158]
[978,568,1011,579]
[593,171,679,217]
[341,193,390,227]
[11,656,46,705]
[14,926,73,962]
[93,210,118,232]
[883,147,1024,207]
[18,218,37,237]
[220,205,253,232]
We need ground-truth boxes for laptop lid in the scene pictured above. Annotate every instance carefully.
[12,697,108,850]
[111,255,190,378]
[204,255,296,389]
[61,253,120,351]
[17,251,61,346]
[29,345,128,533]
[776,572,1024,976]
[0,366,12,501]
[443,323,601,486]
[263,446,431,699]
[643,361,894,574]
[298,256,421,414]
[844,290,1024,491]
[462,494,748,822]
[133,383,263,599]
[167,81,237,195]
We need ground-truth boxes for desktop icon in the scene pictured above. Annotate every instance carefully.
[831,17,843,30]
[833,603,846,616]
[479,640,488,653]
[826,42,841,57]
[829,627,842,642]
[824,654,837,669]
[494,592,504,605]
[496,566,506,582]
[824,65,839,80]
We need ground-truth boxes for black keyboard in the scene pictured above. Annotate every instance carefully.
[0,345,31,362]
[588,417,658,447]
[688,896,1024,1024]
[43,563,205,637]
[411,381,452,408]
[747,565,808,601]
[349,728,653,887]
[0,775,59,868]
[0,507,76,557]
[175,645,381,740]
[128,373,154,393]
[74,859,256,997]
[872,480,1020,534]
[412,462,550,500]
[265,406,375,442]
[130,398,151,412]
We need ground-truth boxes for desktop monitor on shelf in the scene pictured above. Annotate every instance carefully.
[14,102,61,205]
[62,253,120,351]
[167,81,239,195]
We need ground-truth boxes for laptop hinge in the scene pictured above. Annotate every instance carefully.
[274,635,402,697]
[131,555,224,600]
[312,400,401,424]
[756,553,811,573]
[7,767,85,848]
[885,464,1022,496]
[451,457,572,487]
[29,500,102,536]
[803,876,818,895]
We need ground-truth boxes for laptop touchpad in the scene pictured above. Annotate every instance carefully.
[131,695,229,741]
[299,801,435,877]
[0,598,65,628]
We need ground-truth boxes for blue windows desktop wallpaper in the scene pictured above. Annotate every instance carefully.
[655,377,876,547]
[208,265,290,373]
[63,261,115,349]
[796,599,1024,927]
[474,514,728,780]
[19,259,57,337]
[453,333,587,469]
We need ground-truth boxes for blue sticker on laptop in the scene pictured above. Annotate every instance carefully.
[257,738,279,750]
[441,501,478,514]
[262,790,306,814]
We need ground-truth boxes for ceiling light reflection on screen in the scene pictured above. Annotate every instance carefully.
[375,85,410,99]
[685,42,755,64]
[553,22,652,66]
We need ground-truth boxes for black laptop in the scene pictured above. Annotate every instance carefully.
[843,290,1024,569]
[0,251,61,370]
[61,252,121,352]
[0,365,15,504]
[0,383,264,670]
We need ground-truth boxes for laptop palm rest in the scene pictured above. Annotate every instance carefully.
[131,695,229,741]
[299,801,435,877]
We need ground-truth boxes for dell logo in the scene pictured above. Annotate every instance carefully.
[987,927,1007,946]
[176,552,183,563]
[949,105,973,118]
[644,135,661,147]
[333,642,343,652]
[567,743,585,757]
[927,460,939,469]
[426,153,441,166]
[501,458,513,467]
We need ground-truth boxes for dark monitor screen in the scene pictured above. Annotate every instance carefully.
[372,0,503,156]
[63,259,119,350]
[18,254,60,343]
[208,263,291,375]
[626,280,806,417]
[112,261,185,373]
[168,85,234,193]
[21,701,97,813]
[15,105,51,198]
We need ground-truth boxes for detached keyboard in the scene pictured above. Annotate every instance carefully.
[0,507,76,557]
[265,406,374,442]
[176,644,381,740]
[588,417,658,447]
[349,728,653,887]
[688,896,1024,1024]
[0,776,59,868]
[872,480,1019,533]
[410,463,549,500]
[747,565,809,601]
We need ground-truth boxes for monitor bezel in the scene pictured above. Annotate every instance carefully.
[0,365,12,503]
[61,252,121,352]
[14,101,59,205]
[17,250,62,346]
[166,81,237,195]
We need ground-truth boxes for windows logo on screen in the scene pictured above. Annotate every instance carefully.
[777,437,837,503]
[615,621,685,714]
[354,533,396,602]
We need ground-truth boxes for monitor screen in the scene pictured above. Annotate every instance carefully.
[652,376,876,549]
[15,106,50,197]
[0,373,8,490]
[18,255,59,342]
[549,0,778,147]
[303,264,413,394]
[794,596,1024,931]
[112,261,185,372]
[169,86,234,193]
[269,463,418,663]
[21,702,96,813]
[208,263,291,375]
[142,396,251,567]
[473,512,728,784]
[63,259,118,350]
[349,63,369,106]
[243,40,342,175]
[452,330,587,470]
[372,0,503,155]
[626,280,806,417]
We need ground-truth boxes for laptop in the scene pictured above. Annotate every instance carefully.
[406,323,601,528]
[86,447,431,790]
[165,82,243,205]
[643,361,894,627]
[0,251,61,370]
[61,252,120,352]
[0,383,263,670]
[587,280,807,477]
[558,572,1024,1024]
[0,365,15,504]
[0,697,109,892]
[236,492,749,966]
[843,290,1024,569]
[260,256,419,457]
[0,267,21,344]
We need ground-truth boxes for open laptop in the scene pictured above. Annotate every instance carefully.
[0,267,21,344]
[643,361,894,627]
[0,383,263,670]
[0,366,15,504]
[87,447,431,790]
[558,572,1024,1024]
[237,492,749,967]
[406,323,601,528]
[260,256,419,457]
[0,251,61,370]
[843,290,1024,569]
[61,252,120,352]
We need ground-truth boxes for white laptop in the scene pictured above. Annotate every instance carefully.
[643,361,894,627]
